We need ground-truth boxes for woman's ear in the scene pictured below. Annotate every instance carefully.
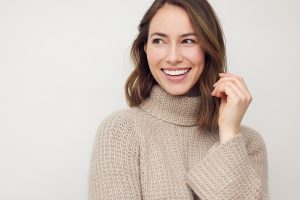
[144,43,147,53]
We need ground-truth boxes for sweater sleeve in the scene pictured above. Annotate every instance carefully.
[185,126,268,200]
[88,111,142,200]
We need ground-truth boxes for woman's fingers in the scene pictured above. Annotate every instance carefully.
[215,74,248,92]
[212,81,250,104]
[212,81,240,100]
[219,73,251,94]
[211,72,253,143]
[212,73,252,103]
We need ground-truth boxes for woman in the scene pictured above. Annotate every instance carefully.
[89,0,268,199]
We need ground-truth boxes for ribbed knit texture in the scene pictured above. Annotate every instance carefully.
[89,84,269,200]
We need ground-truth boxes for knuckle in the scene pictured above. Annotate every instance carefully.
[233,99,242,105]
[248,95,253,102]
[232,76,240,84]
[230,79,236,84]
[241,95,247,102]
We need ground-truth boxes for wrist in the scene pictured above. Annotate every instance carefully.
[218,126,241,144]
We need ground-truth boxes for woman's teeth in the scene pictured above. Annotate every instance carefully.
[162,69,190,76]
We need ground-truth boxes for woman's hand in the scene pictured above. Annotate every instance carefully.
[211,73,252,144]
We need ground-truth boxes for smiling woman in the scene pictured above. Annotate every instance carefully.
[144,4,205,96]
[89,0,269,199]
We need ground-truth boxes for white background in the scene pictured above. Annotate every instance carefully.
[0,0,299,199]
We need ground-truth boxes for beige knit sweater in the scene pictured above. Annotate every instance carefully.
[89,84,269,200]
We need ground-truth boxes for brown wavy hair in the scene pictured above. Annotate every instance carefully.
[125,0,227,131]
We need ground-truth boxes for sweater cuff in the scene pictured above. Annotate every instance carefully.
[185,133,262,199]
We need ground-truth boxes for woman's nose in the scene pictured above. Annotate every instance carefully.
[166,44,183,64]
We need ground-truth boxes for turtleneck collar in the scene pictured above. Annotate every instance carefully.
[139,84,201,126]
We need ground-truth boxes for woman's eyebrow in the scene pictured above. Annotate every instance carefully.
[150,32,196,38]
[181,33,197,37]
[150,32,167,38]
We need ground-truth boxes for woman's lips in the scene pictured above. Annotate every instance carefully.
[161,68,191,83]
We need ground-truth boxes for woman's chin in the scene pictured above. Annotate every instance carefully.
[161,84,192,96]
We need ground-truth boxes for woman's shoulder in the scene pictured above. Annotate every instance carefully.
[100,107,142,126]
[91,108,141,165]
[95,108,142,142]
[98,108,138,129]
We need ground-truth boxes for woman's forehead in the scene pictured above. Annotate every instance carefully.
[149,4,195,36]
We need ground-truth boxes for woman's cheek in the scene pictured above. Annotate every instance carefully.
[147,47,166,66]
[183,47,205,64]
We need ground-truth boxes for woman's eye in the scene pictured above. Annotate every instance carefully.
[182,39,196,44]
[152,39,164,44]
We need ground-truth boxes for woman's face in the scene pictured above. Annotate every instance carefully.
[144,3,205,96]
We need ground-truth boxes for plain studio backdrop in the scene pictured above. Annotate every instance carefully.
[0,0,299,199]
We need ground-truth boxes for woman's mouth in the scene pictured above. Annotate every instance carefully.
[161,68,191,76]
[161,68,192,82]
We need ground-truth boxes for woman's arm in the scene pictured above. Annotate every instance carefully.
[89,111,142,200]
[186,72,268,199]
[186,126,268,200]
